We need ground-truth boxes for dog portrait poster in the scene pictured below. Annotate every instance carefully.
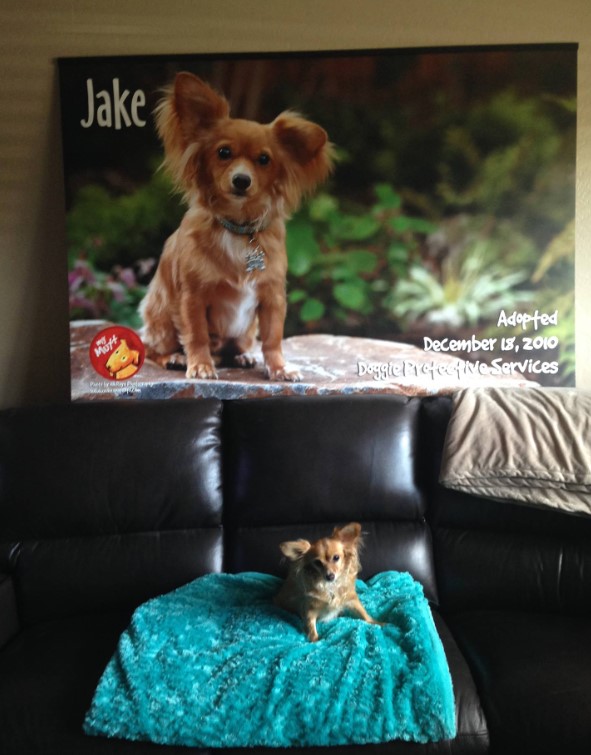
[58,45,577,401]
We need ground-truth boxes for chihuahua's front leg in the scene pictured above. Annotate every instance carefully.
[304,610,320,642]
[258,287,301,382]
[179,289,217,379]
[348,596,381,626]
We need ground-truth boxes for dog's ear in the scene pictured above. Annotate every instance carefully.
[173,72,230,142]
[332,522,362,545]
[272,112,335,212]
[155,72,229,195]
[280,539,311,561]
[273,114,329,164]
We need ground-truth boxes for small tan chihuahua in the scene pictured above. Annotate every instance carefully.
[275,522,380,642]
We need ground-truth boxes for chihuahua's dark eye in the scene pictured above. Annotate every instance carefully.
[332,554,340,562]
[257,152,270,166]
[218,146,232,160]
[314,558,323,568]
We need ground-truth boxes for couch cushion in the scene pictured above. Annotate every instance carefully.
[448,609,591,755]
[0,573,18,648]
[223,395,424,524]
[223,395,439,602]
[433,522,591,614]
[0,609,488,755]
[0,400,224,623]
[0,612,131,755]
[0,612,219,755]
[13,530,223,625]
[433,612,489,755]
[421,396,591,615]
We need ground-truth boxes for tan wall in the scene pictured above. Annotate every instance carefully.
[1,0,589,407]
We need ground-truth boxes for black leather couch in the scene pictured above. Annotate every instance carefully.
[1,395,590,755]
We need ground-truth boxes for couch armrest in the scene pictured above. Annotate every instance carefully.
[0,573,19,649]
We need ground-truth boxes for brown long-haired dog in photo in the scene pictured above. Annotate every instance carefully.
[275,522,381,642]
[139,72,334,381]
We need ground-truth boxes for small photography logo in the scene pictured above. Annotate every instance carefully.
[89,326,145,381]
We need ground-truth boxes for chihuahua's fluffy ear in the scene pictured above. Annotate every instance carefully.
[280,539,311,561]
[155,71,230,194]
[272,113,335,212]
[173,72,229,135]
[332,522,362,545]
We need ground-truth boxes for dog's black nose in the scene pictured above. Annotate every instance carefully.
[326,572,336,582]
[232,173,252,193]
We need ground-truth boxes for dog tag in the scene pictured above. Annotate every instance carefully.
[246,238,266,273]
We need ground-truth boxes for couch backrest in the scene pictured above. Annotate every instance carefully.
[0,395,439,626]
[0,401,224,624]
[222,395,439,603]
[5,394,591,626]
[421,396,591,616]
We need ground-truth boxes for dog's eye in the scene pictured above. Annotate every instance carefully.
[218,146,232,160]
[332,555,340,562]
[257,153,271,166]
[314,558,323,568]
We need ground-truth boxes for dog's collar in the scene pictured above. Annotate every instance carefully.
[216,216,269,236]
[216,216,268,273]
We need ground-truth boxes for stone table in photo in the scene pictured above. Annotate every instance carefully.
[71,320,535,401]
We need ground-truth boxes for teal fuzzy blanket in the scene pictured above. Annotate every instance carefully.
[84,571,455,748]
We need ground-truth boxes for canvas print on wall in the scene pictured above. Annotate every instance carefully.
[58,44,577,401]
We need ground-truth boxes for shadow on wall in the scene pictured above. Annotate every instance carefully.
[11,68,70,407]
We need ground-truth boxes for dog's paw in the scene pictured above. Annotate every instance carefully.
[265,364,302,382]
[186,362,219,380]
[234,353,257,369]
[165,353,187,370]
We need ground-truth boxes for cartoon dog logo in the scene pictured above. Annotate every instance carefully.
[105,339,141,380]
